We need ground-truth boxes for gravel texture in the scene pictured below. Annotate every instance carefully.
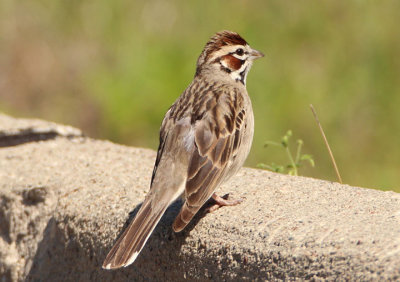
[1,113,399,281]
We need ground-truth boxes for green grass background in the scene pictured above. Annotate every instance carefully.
[1,0,399,191]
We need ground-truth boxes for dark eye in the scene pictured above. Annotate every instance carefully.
[235,48,244,56]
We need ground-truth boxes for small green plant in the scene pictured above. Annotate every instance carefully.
[257,130,315,176]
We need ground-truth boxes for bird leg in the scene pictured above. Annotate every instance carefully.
[206,193,243,213]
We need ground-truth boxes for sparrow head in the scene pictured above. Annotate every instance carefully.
[196,30,264,85]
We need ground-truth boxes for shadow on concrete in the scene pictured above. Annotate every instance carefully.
[0,131,58,147]
[25,197,220,281]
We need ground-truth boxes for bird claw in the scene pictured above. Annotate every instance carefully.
[206,193,243,213]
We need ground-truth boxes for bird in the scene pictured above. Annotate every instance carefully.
[102,30,264,269]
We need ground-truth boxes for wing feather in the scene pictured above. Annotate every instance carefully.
[173,86,246,232]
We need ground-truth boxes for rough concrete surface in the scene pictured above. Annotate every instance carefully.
[0,113,399,281]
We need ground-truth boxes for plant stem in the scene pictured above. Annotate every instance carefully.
[285,146,298,176]
[264,141,281,147]
[310,104,342,183]
[295,141,303,164]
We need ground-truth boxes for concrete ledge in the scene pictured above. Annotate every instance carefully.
[0,113,399,281]
[0,114,83,147]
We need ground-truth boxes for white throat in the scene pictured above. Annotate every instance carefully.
[220,59,253,86]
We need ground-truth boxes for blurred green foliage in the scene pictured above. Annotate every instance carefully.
[258,130,315,176]
[0,0,399,191]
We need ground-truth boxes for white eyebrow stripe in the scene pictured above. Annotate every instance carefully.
[208,44,246,62]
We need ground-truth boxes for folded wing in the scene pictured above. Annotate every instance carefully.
[173,87,246,232]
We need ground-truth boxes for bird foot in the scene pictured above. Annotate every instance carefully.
[206,193,243,213]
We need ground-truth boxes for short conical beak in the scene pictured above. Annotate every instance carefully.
[250,49,264,60]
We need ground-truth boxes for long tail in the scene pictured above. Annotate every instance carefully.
[102,199,168,269]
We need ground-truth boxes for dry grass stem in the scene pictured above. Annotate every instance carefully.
[310,104,343,184]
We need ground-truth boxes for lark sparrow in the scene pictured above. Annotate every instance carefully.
[103,30,264,269]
